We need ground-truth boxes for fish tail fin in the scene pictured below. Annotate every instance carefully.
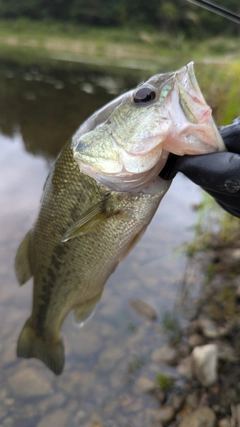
[17,319,65,375]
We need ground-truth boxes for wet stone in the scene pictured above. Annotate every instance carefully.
[218,418,231,427]
[58,370,95,396]
[198,318,221,339]
[122,398,144,414]
[93,383,111,406]
[188,333,204,348]
[36,409,69,427]
[69,327,103,357]
[130,298,158,321]
[177,356,193,380]
[151,344,178,366]
[3,417,14,427]
[217,341,238,363]
[38,392,66,412]
[9,367,52,398]
[185,390,200,410]
[171,393,185,411]
[178,343,191,358]
[97,346,124,371]
[149,405,175,425]
[12,417,39,427]
[134,376,156,394]
[178,407,217,427]
[192,344,218,387]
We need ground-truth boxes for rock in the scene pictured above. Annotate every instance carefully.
[134,376,156,393]
[130,298,158,321]
[179,407,217,427]
[232,248,240,260]
[2,417,13,427]
[69,326,103,357]
[97,347,124,371]
[122,398,143,414]
[186,391,199,410]
[9,367,52,398]
[38,392,65,412]
[218,418,231,427]
[178,343,191,358]
[58,371,94,396]
[232,275,240,289]
[188,333,204,348]
[217,341,238,363]
[171,393,185,411]
[192,344,218,387]
[36,409,69,427]
[151,344,178,366]
[177,356,193,380]
[12,418,38,427]
[198,318,220,339]
[235,285,240,298]
[149,405,175,425]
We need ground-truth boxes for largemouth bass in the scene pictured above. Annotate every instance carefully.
[15,62,224,375]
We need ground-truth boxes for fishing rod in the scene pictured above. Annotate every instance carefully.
[186,0,240,24]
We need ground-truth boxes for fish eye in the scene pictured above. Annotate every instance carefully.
[133,86,156,104]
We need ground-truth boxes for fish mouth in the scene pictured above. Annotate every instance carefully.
[75,147,170,192]
[159,62,225,156]
[175,62,211,124]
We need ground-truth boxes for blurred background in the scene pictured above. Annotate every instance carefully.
[0,1,240,427]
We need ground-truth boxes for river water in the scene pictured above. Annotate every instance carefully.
[0,58,238,427]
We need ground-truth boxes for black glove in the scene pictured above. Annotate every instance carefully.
[160,118,240,218]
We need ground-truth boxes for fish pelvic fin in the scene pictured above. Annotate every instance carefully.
[62,193,120,242]
[17,319,65,376]
[15,231,32,285]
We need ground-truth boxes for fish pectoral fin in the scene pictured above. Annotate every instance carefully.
[14,231,32,286]
[17,319,64,376]
[62,193,118,242]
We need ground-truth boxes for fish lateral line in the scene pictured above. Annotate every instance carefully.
[62,193,120,242]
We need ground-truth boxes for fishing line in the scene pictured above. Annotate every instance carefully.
[186,0,240,24]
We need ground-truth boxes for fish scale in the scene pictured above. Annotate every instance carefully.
[15,142,167,374]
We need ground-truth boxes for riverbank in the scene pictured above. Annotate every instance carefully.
[0,19,239,70]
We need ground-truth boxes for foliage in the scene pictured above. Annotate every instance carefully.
[0,0,239,37]
[156,372,175,390]
[162,311,182,345]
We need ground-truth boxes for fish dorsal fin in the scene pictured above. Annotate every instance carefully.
[62,193,118,242]
[73,293,102,328]
[14,231,32,286]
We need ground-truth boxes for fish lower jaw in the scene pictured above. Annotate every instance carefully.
[77,151,170,193]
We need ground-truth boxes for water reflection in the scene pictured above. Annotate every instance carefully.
[0,60,139,159]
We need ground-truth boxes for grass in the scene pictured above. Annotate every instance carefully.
[162,311,182,345]
[0,19,239,125]
[156,372,175,391]
[185,192,240,258]
[0,18,239,72]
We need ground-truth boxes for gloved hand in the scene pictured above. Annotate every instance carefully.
[160,118,240,218]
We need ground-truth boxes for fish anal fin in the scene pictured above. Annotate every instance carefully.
[62,194,119,242]
[14,231,32,286]
[119,226,147,264]
[17,319,64,376]
[73,293,102,327]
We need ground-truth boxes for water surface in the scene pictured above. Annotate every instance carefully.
[0,58,239,427]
